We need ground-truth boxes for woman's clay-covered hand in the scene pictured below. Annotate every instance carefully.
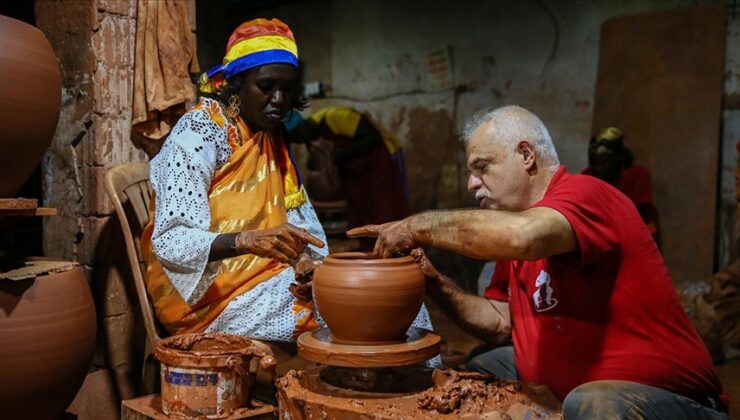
[347,220,416,258]
[289,281,312,302]
[289,253,320,302]
[293,253,317,282]
[235,224,325,263]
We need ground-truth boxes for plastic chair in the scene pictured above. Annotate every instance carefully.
[104,162,163,394]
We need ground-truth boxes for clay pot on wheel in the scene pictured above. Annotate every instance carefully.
[0,16,62,197]
[313,252,425,344]
[0,264,96,420]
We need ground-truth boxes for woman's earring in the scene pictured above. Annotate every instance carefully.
[226,95,241,119]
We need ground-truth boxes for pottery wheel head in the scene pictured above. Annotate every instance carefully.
[297,327,441,368]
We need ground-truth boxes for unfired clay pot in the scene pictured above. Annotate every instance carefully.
[155,333,277,419]
[313,252,425,344]
[0,265,96,420]
[0,15,61,197]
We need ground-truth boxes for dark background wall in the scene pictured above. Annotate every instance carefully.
[196,0,740,291]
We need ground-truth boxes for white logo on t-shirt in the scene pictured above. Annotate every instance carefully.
[533,270,558,312]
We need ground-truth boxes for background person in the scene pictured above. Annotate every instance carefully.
[286,106,410,246]
[583,126,660,243]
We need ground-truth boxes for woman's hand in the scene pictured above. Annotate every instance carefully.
[235,223,325,263]
[289,253,320,302]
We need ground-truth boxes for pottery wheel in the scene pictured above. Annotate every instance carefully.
[297,327,441,368]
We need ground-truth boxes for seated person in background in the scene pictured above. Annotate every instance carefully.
[140,19,435,342]
[285,106,410,247]
[583,127,660,243]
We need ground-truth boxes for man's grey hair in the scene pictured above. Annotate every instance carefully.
[462,105,560,166]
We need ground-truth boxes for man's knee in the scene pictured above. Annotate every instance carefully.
[563,381,607,418]
[563,381,640,419]
[562,380,705,420]
[465,354,489,373]
[464,346,517,380]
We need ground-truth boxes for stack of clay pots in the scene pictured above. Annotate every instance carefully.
[0,16,96,420]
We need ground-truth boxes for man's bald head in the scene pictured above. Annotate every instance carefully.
[463,105,559,167]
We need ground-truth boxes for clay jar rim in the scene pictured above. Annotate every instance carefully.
[322,251,415,266]
[155,333,271,368]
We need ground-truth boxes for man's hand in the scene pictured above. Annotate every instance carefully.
[236,223,325,263]
[346,219,417,258]
[410,248,441,281]
[290,253,319,302]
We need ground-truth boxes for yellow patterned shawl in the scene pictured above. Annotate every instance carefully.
[141,99,312,335]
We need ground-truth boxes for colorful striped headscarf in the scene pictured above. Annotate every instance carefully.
[199,18,298,94]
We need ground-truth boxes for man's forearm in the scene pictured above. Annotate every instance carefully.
[408,208,575,261]
[409,210,527,260]
[426,272,511,346]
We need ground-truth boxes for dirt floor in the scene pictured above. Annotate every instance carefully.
[427,301,740,419]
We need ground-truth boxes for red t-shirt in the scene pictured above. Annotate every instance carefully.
[485,166,722,401]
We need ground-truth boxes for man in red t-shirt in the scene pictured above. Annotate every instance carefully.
[583,127,660,243]
[348,106,727,419]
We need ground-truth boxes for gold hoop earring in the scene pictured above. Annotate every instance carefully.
[226,95,241,119]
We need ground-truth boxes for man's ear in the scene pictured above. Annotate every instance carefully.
[517,141,536,170]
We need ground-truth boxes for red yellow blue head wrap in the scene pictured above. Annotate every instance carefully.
[199,18,298,94]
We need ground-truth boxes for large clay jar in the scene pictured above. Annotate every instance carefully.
[0,16,62,197]
[0,264,96,420]
[313,252,425,344]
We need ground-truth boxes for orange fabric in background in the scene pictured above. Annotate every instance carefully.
[141,100,306,335]
[132,0,199,141]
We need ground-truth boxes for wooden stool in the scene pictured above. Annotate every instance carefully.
[121,395,275,419]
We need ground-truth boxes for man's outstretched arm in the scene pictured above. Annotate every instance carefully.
[349,207,576,261]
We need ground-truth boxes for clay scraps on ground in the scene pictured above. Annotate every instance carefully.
[419,369,527,414]
[278,367,562,418]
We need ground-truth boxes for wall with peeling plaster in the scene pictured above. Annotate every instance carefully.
[220,0,740,286]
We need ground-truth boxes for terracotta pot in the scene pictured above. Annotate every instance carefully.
[155,333,277,419]
[0,265,96,420]
[313,252,425,344]
[0,16,61,197]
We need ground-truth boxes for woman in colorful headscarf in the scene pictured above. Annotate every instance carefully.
[140,18,327,342]
[140,18,435,343]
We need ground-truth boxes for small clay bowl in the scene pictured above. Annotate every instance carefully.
[313,252,425,344]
